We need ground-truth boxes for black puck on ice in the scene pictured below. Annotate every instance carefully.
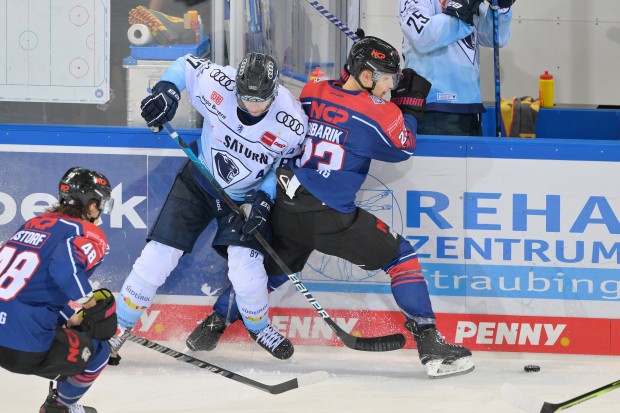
[524,365,540,372]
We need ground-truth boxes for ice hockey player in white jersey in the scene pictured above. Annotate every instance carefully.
[108,52,307,364]
[398,0,514,135]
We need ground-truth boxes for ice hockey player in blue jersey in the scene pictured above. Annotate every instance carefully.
[108,52,307,364]
[0,167,117,413]
[188,36,474,379]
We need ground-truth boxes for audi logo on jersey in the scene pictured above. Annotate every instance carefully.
[210,69,234,91]
[276,111,305,135]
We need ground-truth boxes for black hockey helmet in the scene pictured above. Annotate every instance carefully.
[346,36,401,92]
[59,167,113,215]
[235,52,279,103]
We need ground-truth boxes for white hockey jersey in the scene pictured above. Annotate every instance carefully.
[398,0,512,114]
[161,55,307,200]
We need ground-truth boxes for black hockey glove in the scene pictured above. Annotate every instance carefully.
[140,81,181,129]
[390,69,432,121]
[238,189,273,242]
[443,0,485,25]
[77,288,117,340]
[486,0,516,8]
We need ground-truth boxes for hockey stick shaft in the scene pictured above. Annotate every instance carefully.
[542,379,620,412]
[305,0,359,41]
[123,333,328,394]
[162,122,405,352]
[501,380,620,413]
[490,1,502,137]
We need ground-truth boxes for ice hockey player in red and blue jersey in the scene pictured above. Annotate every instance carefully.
[0,167,117,412]
[273,35,474,378]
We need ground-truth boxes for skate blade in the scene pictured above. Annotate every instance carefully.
[425,356,475,379]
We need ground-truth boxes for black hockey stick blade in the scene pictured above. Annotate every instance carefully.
[325,317,406,352]
[161,122,406,352]
[501,380,620,412]
[124,333,329,395]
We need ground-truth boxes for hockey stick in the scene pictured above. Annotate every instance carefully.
[501,381,620,412]
[161,122,406,352]
[490,0,502,137]
[123,332,328,394]
[305,0,360,41]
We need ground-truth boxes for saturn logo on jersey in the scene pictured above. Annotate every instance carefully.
[214,152,240,183]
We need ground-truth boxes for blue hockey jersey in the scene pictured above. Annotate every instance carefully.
[0,213,107,352]
[291,79,417,213]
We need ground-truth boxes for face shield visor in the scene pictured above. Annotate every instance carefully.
[372,70,403,90]
[235,86,277,116]
[96,192,114,215]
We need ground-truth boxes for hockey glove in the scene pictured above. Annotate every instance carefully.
[77,288,118,340]
[486,0,515,8]
[238,189,273,242]
[390,69,432,121]
[140,81,181,129]
[443,0,484,25]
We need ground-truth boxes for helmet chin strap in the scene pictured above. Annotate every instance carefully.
[353,74,377,94]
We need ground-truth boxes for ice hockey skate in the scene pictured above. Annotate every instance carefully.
[186,312,227,351]
[405,320,474,378]
[107,326,127,366]
[248,325,294,360]
[40,382,97,413]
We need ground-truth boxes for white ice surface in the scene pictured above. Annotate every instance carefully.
[2,340,619,413]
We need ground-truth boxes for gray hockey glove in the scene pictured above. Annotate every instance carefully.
[140,81,180,130]
[77,288,117,340]
[390,69,432,121]
[486,0,515,8]
[236,189,273,242]
[443,0,484,25]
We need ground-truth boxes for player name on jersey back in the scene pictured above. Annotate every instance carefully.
[10,230,49,247]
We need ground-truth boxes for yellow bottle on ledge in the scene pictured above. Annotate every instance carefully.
[539,71,554,108]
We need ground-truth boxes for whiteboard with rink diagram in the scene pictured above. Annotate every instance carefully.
[0,0,110,103]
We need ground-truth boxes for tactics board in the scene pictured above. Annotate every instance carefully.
[0,0,110,103]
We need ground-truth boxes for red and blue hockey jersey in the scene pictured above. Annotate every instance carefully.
[291,79,417,213]
[0,212,108,352]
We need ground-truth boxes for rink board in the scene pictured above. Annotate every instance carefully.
[0,124,619,355]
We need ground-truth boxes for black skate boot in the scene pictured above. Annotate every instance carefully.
[186,312,227,351]
[405,320,474,378]
[248,325,294,360]
[40,382,97,413]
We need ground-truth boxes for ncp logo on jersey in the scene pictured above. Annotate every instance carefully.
[309,102,349,125]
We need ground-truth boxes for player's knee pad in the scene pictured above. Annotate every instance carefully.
[39,328,94,380]
[227,246,267,300]
[117,269,159,329]
[227,246,269,330]
[133,241,184,286]
[383,237,422,276]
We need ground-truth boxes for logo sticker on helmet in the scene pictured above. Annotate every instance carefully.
[371,50,386,60]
